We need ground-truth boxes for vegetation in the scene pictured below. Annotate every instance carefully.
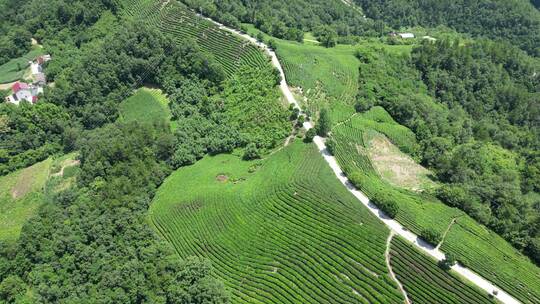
[0,102,69,175]
[179,0,378,40]
[0,122,229,303]
[0,48,45,84]
[356,40,540,265]
[0,158,51,243]
[121,0,270,78]
[352,0,540,56]
[150,141,405,303]
[389,236,496,304]
[119,87,172,126]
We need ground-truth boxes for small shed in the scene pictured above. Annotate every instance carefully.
[398,33,415,39]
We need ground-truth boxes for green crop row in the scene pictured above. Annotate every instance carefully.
[149,142,405,303]
[390,236,496,304]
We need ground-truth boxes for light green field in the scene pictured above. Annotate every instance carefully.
[150,141,407,303]
[390,236,497,304]
[0,48,45,84]
[119,87,172,127]
[0,158,51,242]
[0,154,79,243]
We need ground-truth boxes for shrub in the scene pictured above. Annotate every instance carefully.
[296,115,305,127]
[316,108,331,137]
[354,98,374,112]
[243,143,260,160]
[267,39,277,50]
[304,128,316,143]
[371,193,399,219]
[438,253,457,270]
[421,228,442,246]
[325,137,336,155]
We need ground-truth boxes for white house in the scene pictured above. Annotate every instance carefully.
[398,33,415,39]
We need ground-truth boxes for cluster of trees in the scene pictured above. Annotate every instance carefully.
[0,103,70,174]
[0,0,32,65]
[180,0,380,40]
[352,0,540,56]
[355,39,540,264]
[0,0,290,300]
[0,122,229,303]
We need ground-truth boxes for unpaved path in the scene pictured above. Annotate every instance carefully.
[51,160,80,178]
[194,13,521,304]
[386,232,411,304]
[436,217,458,250]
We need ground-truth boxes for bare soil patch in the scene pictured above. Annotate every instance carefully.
[368,135,434,191]
[216,175,229,182]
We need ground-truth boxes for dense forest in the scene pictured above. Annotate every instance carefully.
[352,0,540,56]
[180,0,381,41]
[355,39,540,264]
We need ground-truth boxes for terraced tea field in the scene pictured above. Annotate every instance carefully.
[120,0,270,77]
[331,107,540,303]
[441,217,540,304]
[150,142,406,303]
[389,236,495,304]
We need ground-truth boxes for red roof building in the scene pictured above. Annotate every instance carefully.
[12,82,29,93]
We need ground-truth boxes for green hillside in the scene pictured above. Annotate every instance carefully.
[120,0,270,77]
[150,141,405,303]
[268,32,540,302]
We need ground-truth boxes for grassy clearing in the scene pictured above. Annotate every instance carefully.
[0,158,51,242]
[390,236,496,304]
[0,48,45,84]
[150,141,405,303]
[0,153,80,243]
[119,87,171,126]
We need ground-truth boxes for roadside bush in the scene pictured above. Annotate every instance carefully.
[371,193,399,219]
[438,253,457,270]
[304,128,316,143]
[421,228,442,246]
[325,137,336,155]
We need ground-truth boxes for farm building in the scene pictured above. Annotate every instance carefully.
[398,33,415,39]
[5,82,42,105]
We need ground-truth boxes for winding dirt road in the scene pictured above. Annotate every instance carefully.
[199,13,521,304]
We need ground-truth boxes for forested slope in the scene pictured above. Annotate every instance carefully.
[179,0,377,39]
[352,0,540,56]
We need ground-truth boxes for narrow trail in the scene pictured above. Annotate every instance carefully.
[332,112,358,130]
[193,12,521,304]
[385,232,411,304]
[436,217,458,251]
[51,160,80,178]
